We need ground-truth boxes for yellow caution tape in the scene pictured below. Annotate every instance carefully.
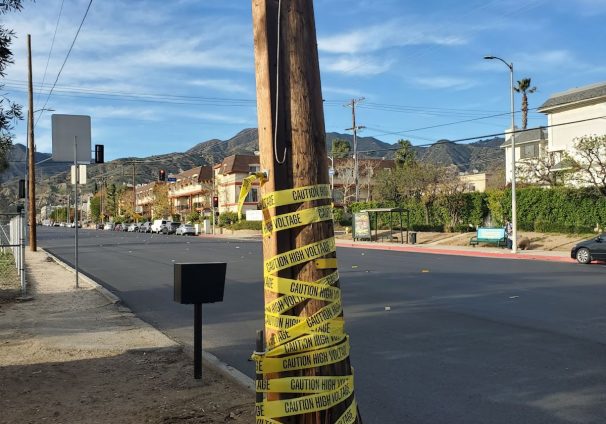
[256,378,354,418]
[260,184,331,209]
[237,172,267,220]
[315,258,338,269]
[262,204,334,237]
[239,181,358,422]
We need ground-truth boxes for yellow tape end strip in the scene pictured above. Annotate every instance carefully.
[315,258,338,269]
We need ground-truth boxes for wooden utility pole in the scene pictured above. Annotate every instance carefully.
[252,1,361,423]
[345,98,365,203]
[27,34,37,251]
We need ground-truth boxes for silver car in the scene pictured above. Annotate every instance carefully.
[175,223,196,236]
[127,223,139,232]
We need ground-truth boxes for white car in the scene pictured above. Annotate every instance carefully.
[127,223,139,232]
[175,223,196,236]
[151,219,169,234]
[103,223,113,231]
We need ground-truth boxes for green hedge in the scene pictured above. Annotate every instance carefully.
[354,186,606,234]
[229,220,262,231]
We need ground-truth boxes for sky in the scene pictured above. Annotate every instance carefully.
[3,0,606,162]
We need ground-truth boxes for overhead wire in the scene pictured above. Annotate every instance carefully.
[35,0,94,128]
[35,0,65,107]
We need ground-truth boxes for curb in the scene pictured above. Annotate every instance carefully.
[41,248,122,304]
[335,240,575,263]
[40,248,255,393]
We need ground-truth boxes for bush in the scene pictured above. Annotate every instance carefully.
[229,220,262,231]
[219,211,239,227]
[409,223,444,232]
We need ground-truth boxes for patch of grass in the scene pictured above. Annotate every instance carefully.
[0,251,20,301]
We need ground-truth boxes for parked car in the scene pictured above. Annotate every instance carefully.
[175,223,196,236]
[127,223,139,232]
[96,223,104,230]
[103,223,113,231]
[571,233,606,264]
[113,224,123,231]
[162,222,180,235]
[139,221,152,233]
[151,219,169,234]
[121,223,130,232]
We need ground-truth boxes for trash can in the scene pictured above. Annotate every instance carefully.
[409,232,417,244]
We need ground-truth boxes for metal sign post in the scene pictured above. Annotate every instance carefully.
[51,114,91,289]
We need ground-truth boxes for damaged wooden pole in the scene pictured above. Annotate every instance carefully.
[252,1,362,423]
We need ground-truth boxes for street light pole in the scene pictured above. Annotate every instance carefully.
[484,55,517,253]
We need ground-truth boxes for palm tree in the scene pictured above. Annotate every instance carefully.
[514,78,537,130]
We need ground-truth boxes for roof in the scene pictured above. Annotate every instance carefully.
[538,81,606,112]
[500,127,547,148]
[218,154,259,174]
[174,165,213,182]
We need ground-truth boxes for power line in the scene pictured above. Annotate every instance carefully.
[356,115,606,155]
[36,0,94,127]
[36,0,65,106]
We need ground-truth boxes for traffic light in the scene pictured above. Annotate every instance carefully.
[18,179,25,199]
[213,196,219,208]
[94,144,104,164]
[159,169,166,181]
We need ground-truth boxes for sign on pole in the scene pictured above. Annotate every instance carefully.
[71,165,87,185]
[51,114,91,163]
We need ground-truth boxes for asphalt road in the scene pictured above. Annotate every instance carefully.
[39,227,606,424]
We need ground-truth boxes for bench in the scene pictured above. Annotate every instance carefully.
[469,227,507,247]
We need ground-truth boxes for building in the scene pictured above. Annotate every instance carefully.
[168,166,213,216]
[135,181,160,218]
[501,127,548,184]
[214,154,261,214]
[459,172,492,193]
[501,81,606,185]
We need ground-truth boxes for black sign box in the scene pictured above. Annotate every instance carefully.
[174,262,226,304]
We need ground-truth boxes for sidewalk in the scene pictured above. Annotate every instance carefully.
[335,239,574,263]
[0,250,253,424]
[196,232,574,264]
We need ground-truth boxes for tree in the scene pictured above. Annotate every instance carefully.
[516,146,572,187]
[437,166,468,230]
[514,78,537,130]
[567,134,606,195]
[105,183,117,219]
[394,139,415,168]
[331,138,351,159]
[333,157,356,210]
[90,195,101,223]
[0,1,25,172]
[152,182,170,218]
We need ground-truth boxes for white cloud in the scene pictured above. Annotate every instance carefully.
[412,76,476,91]
[322,86,364,98]
[322,56,393,76]
[318,20,467,55]
[187,79,251,95]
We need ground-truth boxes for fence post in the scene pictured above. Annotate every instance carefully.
[20,210,26,297]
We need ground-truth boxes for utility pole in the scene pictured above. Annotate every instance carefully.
[27,34,36,251]
[345,98,365,202]
[252,1,360,423]
[132,162,137,220]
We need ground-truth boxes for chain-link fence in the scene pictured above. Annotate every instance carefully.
[0,213,26,300]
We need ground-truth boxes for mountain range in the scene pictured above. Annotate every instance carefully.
[1,129,505,196]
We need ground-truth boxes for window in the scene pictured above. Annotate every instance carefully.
[520,142,539,159]
[249,164,260,173]
[245,188,258,203]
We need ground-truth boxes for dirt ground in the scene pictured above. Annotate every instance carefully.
[0,250,254,424]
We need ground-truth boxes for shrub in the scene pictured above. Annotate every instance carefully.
[229,220,262,231]
[219,211,239,227]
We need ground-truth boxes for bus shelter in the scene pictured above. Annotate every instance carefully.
[354,208,410,244]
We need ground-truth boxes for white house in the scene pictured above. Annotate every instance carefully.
[502,81,606,184]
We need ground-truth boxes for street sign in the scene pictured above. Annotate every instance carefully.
[51,114,91,163]
[167,177,177,182]
[328,167,334,176]
[70,165,87,185]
